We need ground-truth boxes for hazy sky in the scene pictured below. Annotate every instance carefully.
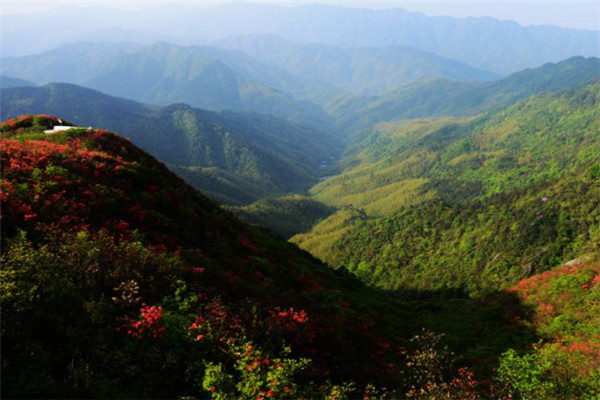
[1,1,599,31]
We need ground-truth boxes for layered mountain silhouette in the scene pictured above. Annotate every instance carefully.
[0,83,342,205]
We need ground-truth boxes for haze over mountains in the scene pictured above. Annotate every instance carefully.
[330,56,600,134]
[3,3,598,75]
[0,42,333,124]
[2,2,600,398]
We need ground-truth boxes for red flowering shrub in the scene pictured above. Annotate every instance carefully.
[121,304,166,339]
[202,340,311,400]
[499,260,600,399]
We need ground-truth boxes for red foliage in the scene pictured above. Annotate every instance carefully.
[0,131,205,248]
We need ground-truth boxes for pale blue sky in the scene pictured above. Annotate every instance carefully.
[1,1,599,31]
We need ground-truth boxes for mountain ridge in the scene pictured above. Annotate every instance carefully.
[329,56,600,135]
[6,4,597,74]
[0,83,342,205]
[0,41,333,125]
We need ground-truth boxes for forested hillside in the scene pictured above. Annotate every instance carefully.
[1,3,599,396]
[230,195,336,238]
[0,116,400,397]
[294,83,600,291]
[2,115,564,399]
[0,83,342,205]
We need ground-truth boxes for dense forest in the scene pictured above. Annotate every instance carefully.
[293,83,600,291]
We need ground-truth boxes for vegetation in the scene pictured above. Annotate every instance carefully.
[0,118,491,398]
[219,35,497,96]
[2,44,599,399]
[0,75,35,89]
[328,56,600,135]
[7,116,596,398]
[0,84,342,205]
[0,42,333,124]
[295,83,600,291]
[313,81,600,215]
[498,258,600,399]
[230,195,336,238]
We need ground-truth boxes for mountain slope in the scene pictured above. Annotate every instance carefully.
[0,83,342,205]
[500,258,600,399]
[5,4,597,74]
[230,195,337,238]
[1,116,542,398]
[218,34,498,95]
[0,116,399,397]
[0,76,36,89]
[293,83,600,291]
[314,81,600,215]
[186,3,598,74]
[0,41,332,124]
[328,56,600,135]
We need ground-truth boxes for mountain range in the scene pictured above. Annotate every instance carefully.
[327,56,600,135]
[0,42,332,124]
[294,82,600,292]
[3,4,598,75]
[217,34,498,94]
[0,83,341,205]
[3,114,555,398]
[1,3,599,397]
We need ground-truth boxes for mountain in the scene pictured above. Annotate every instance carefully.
[329,56,600,135]
[1,115,547,398]
[0,41,333,124]
[0,6,181,57]
[0,83,342,205]
[4,4,598,74]
[171,3,600,74]
[0,76,36,89]
[293,83,600,292]
[0,116,397,396]
[217,34,498,95]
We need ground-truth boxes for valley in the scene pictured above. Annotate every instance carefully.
[1,3,599,399]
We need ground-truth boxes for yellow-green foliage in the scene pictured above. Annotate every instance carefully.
[312,155,439,216]
[310,117,474,216]
[311,83,600,221]
[297,83,600,292]
[291,208,362,266]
